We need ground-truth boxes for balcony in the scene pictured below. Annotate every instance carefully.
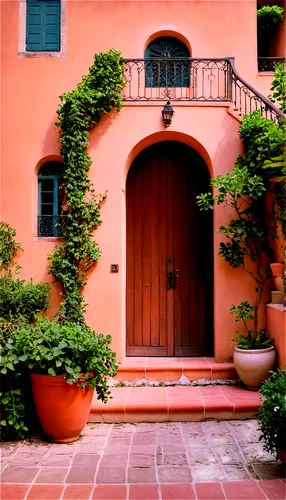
[123,58,231,102]
[122,58,284,123]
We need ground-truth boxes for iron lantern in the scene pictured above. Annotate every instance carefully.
[161,101,174,127]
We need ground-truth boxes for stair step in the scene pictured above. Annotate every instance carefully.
[114,357,237,382]
[89,385,261,423]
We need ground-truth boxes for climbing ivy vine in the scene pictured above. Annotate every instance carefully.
[48,50,126,322]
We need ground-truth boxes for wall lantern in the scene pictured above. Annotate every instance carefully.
[161,101,174,127]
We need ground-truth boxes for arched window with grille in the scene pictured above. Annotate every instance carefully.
[145,37,190,88]
[38,161,63,237]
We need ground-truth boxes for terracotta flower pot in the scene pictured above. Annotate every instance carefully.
[30,373,94,443]
[234,346,276,391]
[270,263,284,292]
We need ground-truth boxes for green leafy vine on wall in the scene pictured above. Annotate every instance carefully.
[48,50,126,323]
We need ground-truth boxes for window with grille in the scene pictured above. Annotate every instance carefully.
[38,162,63,236]
[145,37,190,88]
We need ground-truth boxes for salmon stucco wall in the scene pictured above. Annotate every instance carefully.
[266,305,286,369]
[1,0,279,362]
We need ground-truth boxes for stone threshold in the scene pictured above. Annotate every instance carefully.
[89,385,261,423]
[115,357,237,382]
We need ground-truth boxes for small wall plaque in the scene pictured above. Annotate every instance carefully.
[111,264,119,273]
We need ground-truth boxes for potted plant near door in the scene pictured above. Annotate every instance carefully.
[258,368,286,464]
[197,110,286,389]
[10,319,118,442]
[230,302,275,390]
[197,161,276,389]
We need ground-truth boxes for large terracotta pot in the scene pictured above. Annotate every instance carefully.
[233,346,276,391]
[30,373,94,443]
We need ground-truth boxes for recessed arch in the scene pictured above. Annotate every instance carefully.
[34,155,64,175]
[124,131,213,183]
[143,30,192,56]
[144,35,191,88]
[126,140,213,356]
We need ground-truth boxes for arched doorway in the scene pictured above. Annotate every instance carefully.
[126,141,213,357]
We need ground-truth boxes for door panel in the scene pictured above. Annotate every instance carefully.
[126,142,213,357]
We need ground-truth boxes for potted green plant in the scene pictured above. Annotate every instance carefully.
[257,6,284,58]
[257,5,284,32]
[197,110,286,389]
[259,368,286,464]
[230,302,275,390]
[9,319,118,443]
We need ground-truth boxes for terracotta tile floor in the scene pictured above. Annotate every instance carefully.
[1,420,285,499]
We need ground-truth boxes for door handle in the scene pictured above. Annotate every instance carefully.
[166,270,179,289]
[166,271,173,290]
[173,269,179,289]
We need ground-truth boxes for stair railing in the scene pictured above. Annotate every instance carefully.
[228,58,285,123]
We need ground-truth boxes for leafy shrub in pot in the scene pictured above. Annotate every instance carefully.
[259,368,286,461]
[5,319,118,442]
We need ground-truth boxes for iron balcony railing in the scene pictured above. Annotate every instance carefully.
[123,57,285,122]
[38,215,63,237]
[258,57,285,73]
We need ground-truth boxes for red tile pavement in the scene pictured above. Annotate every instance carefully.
[26,485,64,499]
[222,480,269,499]
[1,481,285,500]
[0,484,29,500]
[92,485,127,499]
[89,385,261,422]
[161,483,196,499]
[63,485,93,499]
[259,479,286,500]
[195,482,225,499]
[129,484,160,499]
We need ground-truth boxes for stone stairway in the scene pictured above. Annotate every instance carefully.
[89,358,262,423]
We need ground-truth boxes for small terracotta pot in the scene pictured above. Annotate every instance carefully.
[234,346,276,390]
[270,263,284,292]
[30,373,94,443]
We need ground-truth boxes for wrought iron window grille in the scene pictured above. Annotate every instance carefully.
[258,57,285,73]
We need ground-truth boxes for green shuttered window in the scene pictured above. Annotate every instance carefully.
[26,0,60,52]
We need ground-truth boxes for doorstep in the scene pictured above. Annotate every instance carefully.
[89,385,261,423]
[114,357,237,382]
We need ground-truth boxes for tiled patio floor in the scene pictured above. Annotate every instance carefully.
[1,420,285,500]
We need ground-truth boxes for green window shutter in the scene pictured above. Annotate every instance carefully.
[26,1,60,52]
[26,3,44,51]
[43,2,60,51]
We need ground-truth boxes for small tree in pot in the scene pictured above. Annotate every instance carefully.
[197,110,285,389]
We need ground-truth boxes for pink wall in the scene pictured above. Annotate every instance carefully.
[266,305,286,369]
[1,0,280,361]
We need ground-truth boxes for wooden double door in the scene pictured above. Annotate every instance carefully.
[126,142,213,357]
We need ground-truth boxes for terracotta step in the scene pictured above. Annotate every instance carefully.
[114,357,237,382]
[89,385,261,423]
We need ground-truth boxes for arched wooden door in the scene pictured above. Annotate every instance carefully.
[126,142,213,356]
